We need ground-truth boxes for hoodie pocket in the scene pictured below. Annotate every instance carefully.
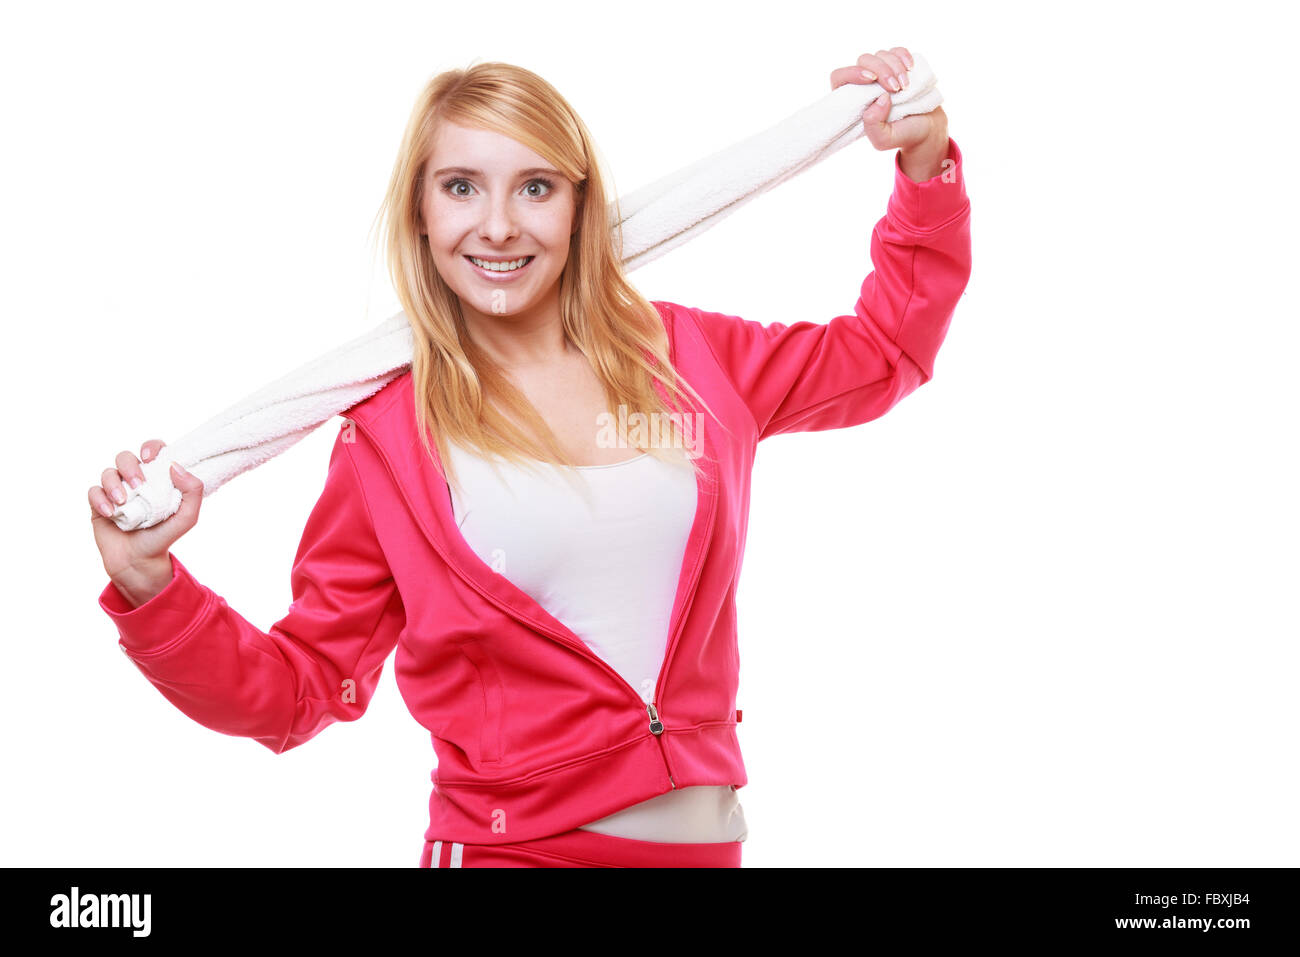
[458,641,505,765]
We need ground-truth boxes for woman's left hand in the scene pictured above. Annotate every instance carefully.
[831,46,949,165]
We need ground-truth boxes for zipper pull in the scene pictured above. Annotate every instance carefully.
[646,703,664,735]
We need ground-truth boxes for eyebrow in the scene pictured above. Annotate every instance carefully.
[431,166,561,178]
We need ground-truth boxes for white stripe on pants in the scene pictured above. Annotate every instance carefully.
[430,841,464,867]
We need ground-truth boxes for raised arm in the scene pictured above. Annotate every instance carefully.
[99,424,406,753]
[682,134,971,441]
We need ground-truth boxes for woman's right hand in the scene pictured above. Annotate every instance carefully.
[89,440,205,598]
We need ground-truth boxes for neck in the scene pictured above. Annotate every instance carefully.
[460,297,572,371]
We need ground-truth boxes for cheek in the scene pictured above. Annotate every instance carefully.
[424,213,459,252]
[539,212,576,248]
[422,198,457,241]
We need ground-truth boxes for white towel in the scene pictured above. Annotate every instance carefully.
[112,55,942,531]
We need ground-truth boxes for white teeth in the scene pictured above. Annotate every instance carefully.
[469,256,532,272]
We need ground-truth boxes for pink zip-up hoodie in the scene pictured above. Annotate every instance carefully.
[100,137,972,848]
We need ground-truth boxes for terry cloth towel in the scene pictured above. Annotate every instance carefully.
[111,55,943,531]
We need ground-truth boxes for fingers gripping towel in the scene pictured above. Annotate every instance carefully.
[112,55,943,531]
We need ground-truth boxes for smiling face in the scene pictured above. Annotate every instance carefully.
[420,122,579,325]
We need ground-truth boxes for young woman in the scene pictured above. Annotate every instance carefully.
[89,46,971,867]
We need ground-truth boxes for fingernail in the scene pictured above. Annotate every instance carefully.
[861,70,876,81]
[99,502,114,517]
[888,76,901,92]
[901,72,909,88]
[141,449,152,462]
[171,462,187,476]
[113,487,126,504]
[130,476,143,489]
[876,92,889,106]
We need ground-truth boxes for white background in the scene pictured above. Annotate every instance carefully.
[3,0,1296,868]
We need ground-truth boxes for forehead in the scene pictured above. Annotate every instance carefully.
[428,122,547,171]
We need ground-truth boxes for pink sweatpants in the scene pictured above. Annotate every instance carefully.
[421,828,743,867]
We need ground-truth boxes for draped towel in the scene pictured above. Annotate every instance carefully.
[111,55,943,531]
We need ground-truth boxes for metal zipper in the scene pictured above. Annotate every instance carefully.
[642,432,717,788]
[646,703,673,788]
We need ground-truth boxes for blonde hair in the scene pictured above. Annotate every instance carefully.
[368,60,725,500]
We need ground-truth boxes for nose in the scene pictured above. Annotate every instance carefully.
[478,193,520,245]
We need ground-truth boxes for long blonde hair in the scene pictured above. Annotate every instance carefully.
[368,60,724,500]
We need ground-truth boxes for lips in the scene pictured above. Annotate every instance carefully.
[463,255,535,280]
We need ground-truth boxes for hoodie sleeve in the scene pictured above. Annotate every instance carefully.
[681,135,971,440]
[98,423,405,754]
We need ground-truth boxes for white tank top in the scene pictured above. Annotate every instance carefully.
[444,439,748,844]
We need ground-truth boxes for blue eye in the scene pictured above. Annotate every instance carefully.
[439,177,556,199]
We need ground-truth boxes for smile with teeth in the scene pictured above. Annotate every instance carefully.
[466,255,535,273]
